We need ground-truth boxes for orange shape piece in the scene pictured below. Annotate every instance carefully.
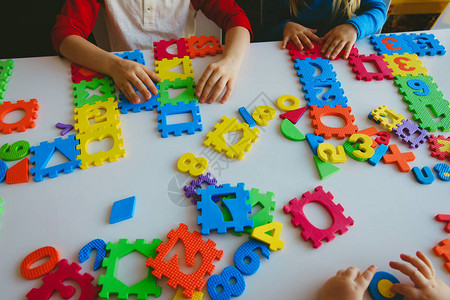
[0,99,39,134]
[309,105,359,139]
[357,127,379,148]
[146,223,223,298]
[20,246,60,280]
[186,36,223,58]
[382,144,415,172]
[6,157,29,184]
[433,238,450,273]
[435,214,450,233]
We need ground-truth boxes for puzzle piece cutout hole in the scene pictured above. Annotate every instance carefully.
[360,61,382,73]
[319,115,347,128]
[161,239,204,274]
[88,108,107,125]
[224,130,244,147]
[168,86,189,99]
[309,63,324,77]
[2,109,25,124]
[86,84,105,100]
[314,85,336,101]
[303,201,334,230]
[166,112,194,125]
[43,148,71,169]
[166,63,185,76]
[86,136,114,155]
[425,104,445,123]
[249,202,263,219]
[400,127,424,141]
[166,43,180,55]
[29,256,52,269]
[116,251,150,286]
[194,41,215,49]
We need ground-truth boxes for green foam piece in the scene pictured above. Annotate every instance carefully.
[343,140,368,162]
[0,198,3,216]
[98,239,162,299]
[280,119,306,141]
[157,77,197,107]
[313,155,340,180]
[0,140,30,161]
[72,77,116,108]
[0,59,14,82]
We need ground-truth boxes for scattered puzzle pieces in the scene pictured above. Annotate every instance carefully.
[368,271,403,300]
[370,105,406,132]
[0,99,39,134]
[310,105,358,139]
[382,144,416,172]
[0,140,30,161]
[0,59,14,99]
[184,172,221,204]
[78,239,107,271]
[280,119,306,141]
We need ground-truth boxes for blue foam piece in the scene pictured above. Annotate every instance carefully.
[207,266,245,300]
[434,163,450,181]
[305,133,324,155]
[110,196,136,224]
[118,90,159,114]
[368,144,389,166]
[234,240,270,275]
[0,160,7,183]
[114,49,146,65]
[369,34,413,55]
[238,107,256,127]
[412,166,435,184]
[294,58,337,84]
[157,101,202,138]
[402,33,446,56]
[78,239,107,271]
[29,134,81,182]
[302,80,348,107]
[368,271,403,300]
[197,183,253,235]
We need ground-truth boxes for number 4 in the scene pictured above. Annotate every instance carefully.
[251,221,285,251]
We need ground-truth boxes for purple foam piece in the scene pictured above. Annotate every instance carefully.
[393,119,429,148]
[55,122,74,136]
[183,173,221,204]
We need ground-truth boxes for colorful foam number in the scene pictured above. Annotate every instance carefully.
[348,54,394,81]
[78,239,107,271]
[276,95,301,112]
[402,33,446,56]
[251,222,285,251]
[55,122,74,136]
[157,101,203,138]
[368,271,403,300]
[185,35,223,58]
[303,80,348,108]
[72,77,116,108]
[207,266,245,300]
[74,97,120,134]
[21,246,60,280]
[306,133,325,155]
[375,131,391,145]
[435,214,450,233]
[371,105,406,132]
[408,96,450,132]
[146,223,223,298]
[294,57,337,84]
[348,134,375,160]
[0,140,30,161]
[155,56,194,81]
[252,105,276,126]
[280,119,306,141]
[382,144,416,172]
[411,166,435,184]
[177,152,208,177]
[0,99,39,134]
[317,143,347,163]
[368,144,389,166]
[234,240,270,275]
[370,34,413,55]
[394,75,443,105]
[357,127,379,148]
[310,105,358,139]
[238,106,256,127]
[382,53,428,77]
[434,163,450,181]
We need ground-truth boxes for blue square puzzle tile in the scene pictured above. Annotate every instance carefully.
[110,196,136,224]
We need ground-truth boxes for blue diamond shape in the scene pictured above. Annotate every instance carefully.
[110,196,136,224]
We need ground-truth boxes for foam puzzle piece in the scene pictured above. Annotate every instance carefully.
[0,99,39,134]
[98,239,162,299]
[251,222,285,251]
[433,239,450,273]
[118,92,159,114]
[343,138,369,162]
[436,214,450,233]
[207,266,245,300]
[357,127,379,148]
[0,140,30,161]
[348,54,394,81]
[78,239,107,271]
[294,58,337,84]
[411,166,435,184]
[76,126,126,169]
[408,96,450,132]
[26,259,101,300]
[146,223,223,298]
[0,59,14,83]
[5,157,29,184]
[434,163,450,181]
[204,116,260,160]
[197,183,253,234]
[0,160,7,182]
[368,271,403,300]
[303,80,348,107]
[402,33,446,56]
[287,41,359,61]
[185,36,223,58]
[306,133,325,155]
[184,172,221,204]
[317,143,347,163]
[21,246,60,280]
[280,106,308,124]
[310,105,358,139]
[382,53,428,77]
[370,105,406,132]
[157,77,197,107]
[55,122,74,136]
[109,196,136,224]
[29,134,81,182]
[70,63,105,84]
[277,95,301,112]
[72,77,116,108]
[238,106,256,127]
[234,240,270,275]
[177,152,208,177]
[114,49,145,64]
[153,38,189,60]
[370,34,413,55]
[243,188,276,235]
[428,134,450,161]
[394,75,443,105]
[393,119,429,148]
[155,56,194,81]
[157,101,203,138]
[368,144,389,166]
[280,119,306,141]
[382,144,416,172]
[252,105,276,126]
[376,131,391,145]
[173,288,204,300]
[283,186,353,248]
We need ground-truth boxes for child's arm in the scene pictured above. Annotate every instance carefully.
[319,265,377,300]
[389,251,450,300]
[196,26,250,104]
[59,35,160,103]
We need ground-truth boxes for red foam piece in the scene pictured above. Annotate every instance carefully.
[185,36,222,58]
[153,38,189,61]
[6,157,29,184]
[287,41,359,61]
[382,144,415,172]
[0,99,39,134]
[348,54,394,81]
[21,246,60,280]
[428,134,450,161]
[436,214,450,233]
[70,64,104,84]
[280,106,308,124]
[310,105,358,139]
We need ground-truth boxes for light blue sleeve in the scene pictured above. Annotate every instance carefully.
[346,0,388,40]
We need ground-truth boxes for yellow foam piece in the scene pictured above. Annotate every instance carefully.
[377,279,396,298]
[252,105,276,126]
[155,56,194,81]
[173,288,203,300]
[74,97,120,134]
[317,143,347,163]
[382,53,428,77]
[177,153,207,177]
[348,134,375,159]
[76,126,126,169]
[251,221,285,251]
[204,116,259,160]
[276,95,300,111]
[371,105,406,132]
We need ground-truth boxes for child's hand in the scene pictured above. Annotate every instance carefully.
[320,23,357,59]
[389,251,450,300]
[319,265,377,300]
[282,21,320,51]
[109,57,160,104]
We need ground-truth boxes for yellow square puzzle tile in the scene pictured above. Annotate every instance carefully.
[370,105,406,132]
[74,97,120,134]
[382,53,428,77]
[155,56,194,81]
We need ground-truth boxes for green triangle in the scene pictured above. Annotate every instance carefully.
[313,155,340,179]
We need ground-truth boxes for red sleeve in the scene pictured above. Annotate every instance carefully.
[51,0,101,54]
[191,0,253,39]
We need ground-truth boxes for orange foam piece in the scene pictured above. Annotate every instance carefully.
[309,105,358,139]
[357,127,379,148]
[20,246,60,279]
[436,214,450,233]
[186,36,223,58]
[0,99,39,134]
[6,157,29,184]
[382,144,415,172]
[433,239,450,273]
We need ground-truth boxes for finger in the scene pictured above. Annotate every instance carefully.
[400,253,433,279]
[416,251,435,277]
[143,66,160,94]
[220,80,234,104]
[389,261,428,287]
[342,266,360,280]
[355,265,377,288]
[293,35,303,52]
[196,66,214,102]
[324,39,340,59]
[342,43,353,59]
[336,269,346,276]
[305,30,321,43]
[207,76,228,104]
[201,72,222,103]
[135,70,153,100]
[299,34,314,50]
[121,81,139,104]
[282,36,290,49]
[130,75,151,102]
[321,36,334,55]
[329,41,346,60]
[390,283,421,299]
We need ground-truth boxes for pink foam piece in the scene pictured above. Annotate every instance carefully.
[280,106,308,124]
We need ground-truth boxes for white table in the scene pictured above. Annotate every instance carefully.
[1,29,450,300]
